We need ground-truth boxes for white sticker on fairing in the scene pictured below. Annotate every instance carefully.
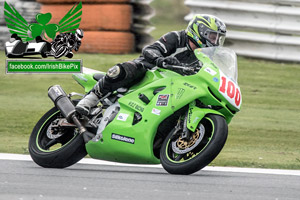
[152,108,161,115]
[117,113,129,121]
[218,71,242,110]
[204,67,217,76]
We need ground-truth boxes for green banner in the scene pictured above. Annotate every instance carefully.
[6,59,82,73]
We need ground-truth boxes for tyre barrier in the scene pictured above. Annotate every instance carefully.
[79,31,135,54]
[38,1,144,54]
[40,4,132,31]
[1,0,154,54]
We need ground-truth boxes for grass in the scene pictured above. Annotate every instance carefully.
[211,58,300,169]
[0,1,300,169]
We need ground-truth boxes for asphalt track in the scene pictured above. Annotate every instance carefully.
[0,154,299,200]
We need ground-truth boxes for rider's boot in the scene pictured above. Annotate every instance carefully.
[75,84,102,116]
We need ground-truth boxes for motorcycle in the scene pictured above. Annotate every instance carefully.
[28,47,242,175]
[5,38,49,58]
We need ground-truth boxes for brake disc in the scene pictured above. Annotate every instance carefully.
[172,124,205,154]
[46,119,63,139]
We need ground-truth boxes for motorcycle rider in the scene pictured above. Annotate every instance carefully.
[49,28,84,58]
[75,14,226,115]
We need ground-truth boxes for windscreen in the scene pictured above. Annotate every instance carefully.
[200,47,238,82]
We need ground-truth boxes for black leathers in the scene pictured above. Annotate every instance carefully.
[94,30,198,96]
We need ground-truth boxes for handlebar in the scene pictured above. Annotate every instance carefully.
[162,61,202,75]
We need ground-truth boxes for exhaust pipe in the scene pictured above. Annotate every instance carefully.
[48,85,94,143]
[48,85,76,122]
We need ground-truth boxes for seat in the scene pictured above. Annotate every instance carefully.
[93,73,105,81]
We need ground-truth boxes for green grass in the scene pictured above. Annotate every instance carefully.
[211,58,300,169]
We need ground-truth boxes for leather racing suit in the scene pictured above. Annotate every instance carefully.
[94,30,198,98]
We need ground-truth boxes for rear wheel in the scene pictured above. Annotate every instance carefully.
[54,44,68,59]
[29,102,87,168]
[160,114,228,175]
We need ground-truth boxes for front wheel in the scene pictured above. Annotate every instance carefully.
[160,114,228,175]
[29,103,87,168]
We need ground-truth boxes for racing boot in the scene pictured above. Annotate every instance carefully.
[75,84,102,116]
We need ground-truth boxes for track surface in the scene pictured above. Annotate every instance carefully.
[0,155,299,200]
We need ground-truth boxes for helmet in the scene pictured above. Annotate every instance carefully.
[186,14,226,48]
[75,29,84,41]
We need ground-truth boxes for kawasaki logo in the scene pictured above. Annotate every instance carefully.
[111,133,135,144]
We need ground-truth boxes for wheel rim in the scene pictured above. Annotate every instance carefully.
[165,117,215,163]
[36,111,78,152]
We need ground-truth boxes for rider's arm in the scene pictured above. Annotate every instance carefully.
[142,31,180,65]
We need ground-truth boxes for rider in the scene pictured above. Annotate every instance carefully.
[50,29,84,58]
[75,14,227,115]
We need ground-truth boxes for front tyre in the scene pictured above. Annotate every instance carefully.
[29,104,87,168]
[160,114,228,175]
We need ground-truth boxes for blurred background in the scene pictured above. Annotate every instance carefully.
[2,0,300,62]
[0,0,299,169]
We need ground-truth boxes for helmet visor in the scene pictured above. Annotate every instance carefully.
[205,30,226,46]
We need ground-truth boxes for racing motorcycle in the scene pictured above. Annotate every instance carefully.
[28,47,242,175]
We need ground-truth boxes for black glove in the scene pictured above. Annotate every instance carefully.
[156,56,181,68]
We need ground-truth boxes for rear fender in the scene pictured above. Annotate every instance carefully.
[187,101,224,132]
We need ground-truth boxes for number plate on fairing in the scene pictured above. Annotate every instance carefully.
[218,71,242,110]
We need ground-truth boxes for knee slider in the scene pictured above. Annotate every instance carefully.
[106,64,125,81]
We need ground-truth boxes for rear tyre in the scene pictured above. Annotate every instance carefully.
[160,114,228,175]
[29,101,87,168]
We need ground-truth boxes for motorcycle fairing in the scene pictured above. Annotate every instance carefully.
[84,67,236,164]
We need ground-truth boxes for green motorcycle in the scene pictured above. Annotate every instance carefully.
[29,47,242,175]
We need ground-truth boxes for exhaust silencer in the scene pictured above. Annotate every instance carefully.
[48,85,76,122]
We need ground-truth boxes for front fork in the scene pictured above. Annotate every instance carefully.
[180,101,224,139]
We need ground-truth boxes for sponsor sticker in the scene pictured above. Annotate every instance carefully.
[152,108,161,115]
[213,77,219,82]
[183,82,197,90]
[204,67,217,76]
[117,113,129,121]
[176,88,185,99]
[53,86,63,96]
[128,101,144,112]
[156,94,169,106]
[111,133,135,144]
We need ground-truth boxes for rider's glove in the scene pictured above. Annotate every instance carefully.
[156,56,180,68]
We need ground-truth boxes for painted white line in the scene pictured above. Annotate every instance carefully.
[1,153,300,176]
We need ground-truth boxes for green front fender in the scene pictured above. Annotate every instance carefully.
[187,101,224,132]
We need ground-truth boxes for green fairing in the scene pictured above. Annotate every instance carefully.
[71,48,240,164]
[72,73,98,93]
[187,102,224,133]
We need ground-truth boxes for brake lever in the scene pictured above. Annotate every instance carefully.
[163,64,196,75]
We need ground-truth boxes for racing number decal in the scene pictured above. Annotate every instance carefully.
[219,75,241,108]
[235,87,241,107]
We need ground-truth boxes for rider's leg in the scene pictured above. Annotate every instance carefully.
[75,61,146,115]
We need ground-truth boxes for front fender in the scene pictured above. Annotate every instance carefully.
[187,101,224,132]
